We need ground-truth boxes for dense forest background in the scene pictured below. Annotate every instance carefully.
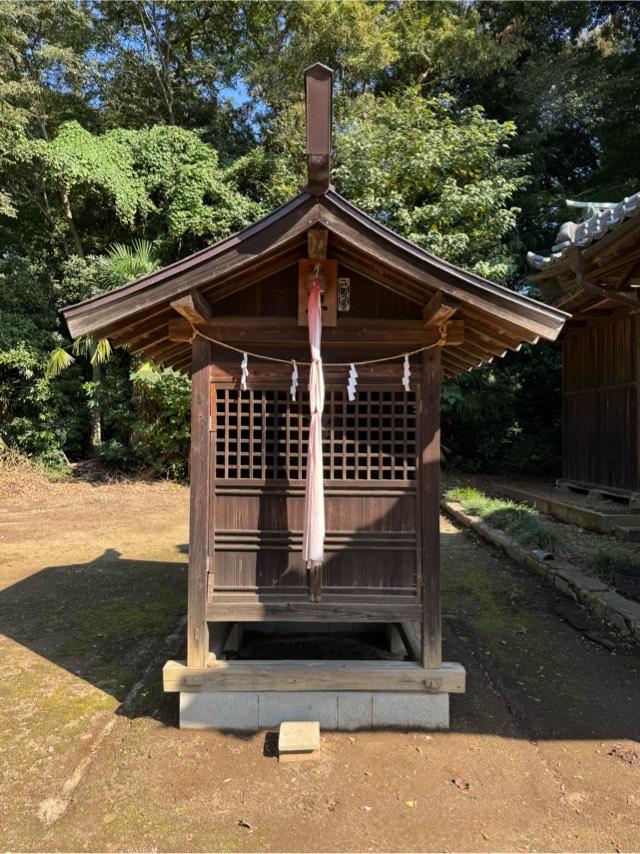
[1,0,639,478]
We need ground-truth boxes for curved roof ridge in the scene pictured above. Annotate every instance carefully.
[326,190,568,323]
[527,190,640,272]
[63,192,312,314]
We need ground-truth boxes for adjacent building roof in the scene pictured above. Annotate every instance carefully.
[526,191,640,319]
[527,192,640,273]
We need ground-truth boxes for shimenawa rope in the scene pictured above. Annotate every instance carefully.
[186,319,439,367]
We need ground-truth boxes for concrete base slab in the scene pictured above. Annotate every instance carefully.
[259,692,338,728]
[372,692,449,728]
[180,691,259,730]
[179,691,450,731]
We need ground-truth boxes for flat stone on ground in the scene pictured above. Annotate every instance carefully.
[278,720,320,754]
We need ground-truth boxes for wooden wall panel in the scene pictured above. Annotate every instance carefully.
[211,488,418,596]
[214,489,417,533]
[565,314,635,392]
[563,314,639,491]
[212,546,416,593]
[209,264,422,321]
[207,378,421,600]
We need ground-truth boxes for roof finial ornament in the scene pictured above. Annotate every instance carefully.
[303,63,334,196]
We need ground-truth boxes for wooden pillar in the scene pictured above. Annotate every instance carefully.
[187,336,211,667]
[420,345,442,668]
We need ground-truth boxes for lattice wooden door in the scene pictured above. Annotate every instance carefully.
[209,380,421,604]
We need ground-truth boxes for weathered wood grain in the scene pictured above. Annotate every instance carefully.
[171,289,213,324]
[206,600,422,622]
[420,346,442,668]
[163,658,466,693]
[307,227,328,259]
[169,316,441,347]
[187,337,211,667]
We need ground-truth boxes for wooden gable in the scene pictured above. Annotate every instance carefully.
[62,193,567,379]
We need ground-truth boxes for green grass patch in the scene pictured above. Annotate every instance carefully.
[444,486,558,551]
[445,486,640,599]
[586,543,640,586]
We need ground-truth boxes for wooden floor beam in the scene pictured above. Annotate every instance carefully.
[206,601,422,622]
[163,659,466,694]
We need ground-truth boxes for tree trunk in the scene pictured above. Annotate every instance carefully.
[58,179,84,258]
[90,360,102,452]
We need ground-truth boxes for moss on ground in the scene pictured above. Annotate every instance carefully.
[444,484,640,592]
[40,686,117,724]
[441,527,540,668]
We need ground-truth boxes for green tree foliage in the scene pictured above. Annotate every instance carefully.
[431,1,640,250]
[93,1,253,151]
[239,0,395,111]
[13,121,260,259]
[333,87,527,282]
[0,255,88,464]
[90,354,191,478]
[441,342,562,476]
[0,1,638,478]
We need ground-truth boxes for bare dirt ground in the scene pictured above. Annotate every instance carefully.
[1,475,640,852]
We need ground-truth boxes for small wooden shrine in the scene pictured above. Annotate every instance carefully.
[528,195,640,504]
[64,64,566,729]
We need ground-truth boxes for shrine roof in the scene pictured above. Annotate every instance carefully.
[62,189,567,377]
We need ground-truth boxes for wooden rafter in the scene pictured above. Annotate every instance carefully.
[170,289,213,325]
[168,316,444,349]
[422,291,458,327]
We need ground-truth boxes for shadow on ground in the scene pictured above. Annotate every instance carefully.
[0,547,188,724]
[1,525,639,742]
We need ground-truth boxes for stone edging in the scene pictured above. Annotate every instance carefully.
[441,499,640,643]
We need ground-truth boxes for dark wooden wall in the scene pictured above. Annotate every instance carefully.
[210,265,423,321]
[209,383,420,601]
[563,313,639,492]
[205,264,427,609]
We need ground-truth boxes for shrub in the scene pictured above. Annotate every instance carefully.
[90,355,191,479]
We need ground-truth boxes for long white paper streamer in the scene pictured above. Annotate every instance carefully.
[302,277,325,568]
[290,360,299,402]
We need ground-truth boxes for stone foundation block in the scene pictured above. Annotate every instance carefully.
[180,691,259,730]
[337,693,374,730]
[258,692,339,728]
[372,692,449,729]
[179,691,450,731]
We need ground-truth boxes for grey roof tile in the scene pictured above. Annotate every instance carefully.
[527,191,640,270]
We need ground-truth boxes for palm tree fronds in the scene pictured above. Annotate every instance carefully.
[90,337,112,365]
[46,348,75,378]
[95,239,161,291]
[72,334,95,357]
[132,359,160,378]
